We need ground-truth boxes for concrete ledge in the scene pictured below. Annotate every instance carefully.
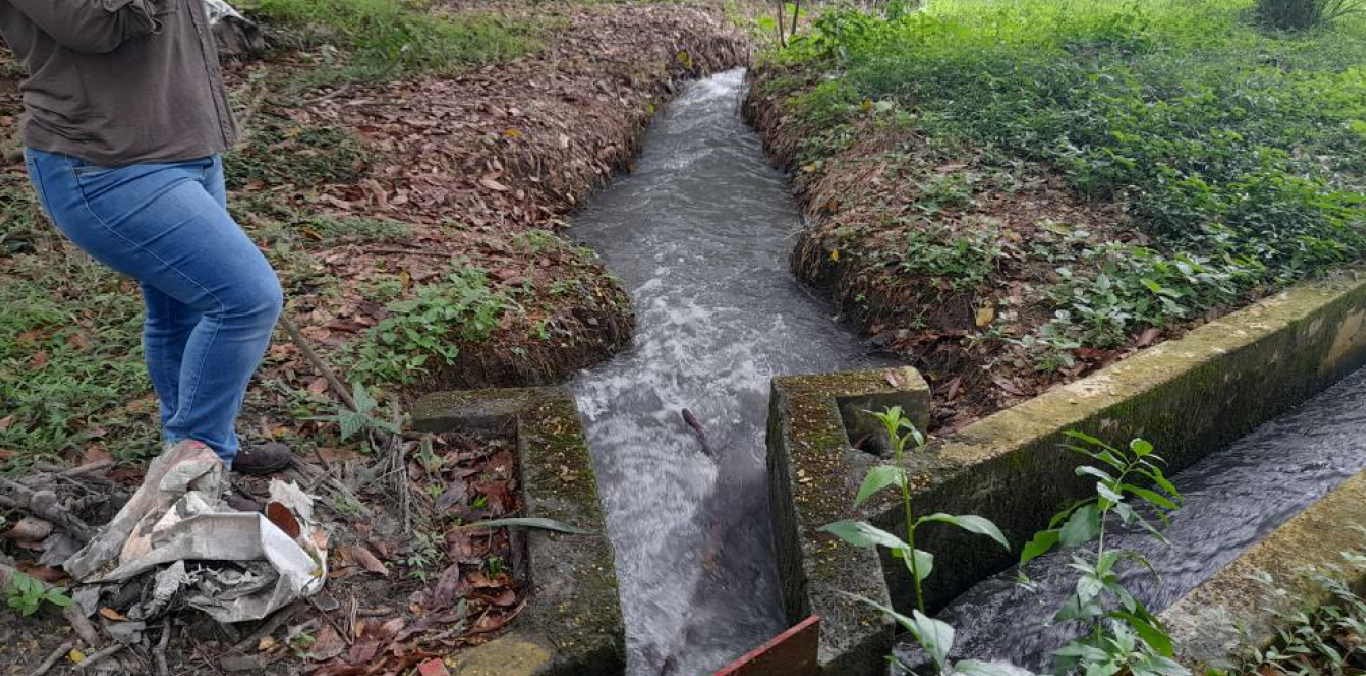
[765,273,1366,673]
[414,387,624,676]
[1160,470,1366,670]
[766,367,930,676]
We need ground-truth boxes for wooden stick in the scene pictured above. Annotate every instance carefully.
[155,622,172,676]
[23,461,115,485]
[681,409,714,458]
[74,643,125,671]
[27,641,73,676]
[279,314,357,412]
[63,604,102,648]
[230,602,302,653]
[0,479,95,542]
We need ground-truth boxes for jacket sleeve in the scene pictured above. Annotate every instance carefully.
[7,0,159,54]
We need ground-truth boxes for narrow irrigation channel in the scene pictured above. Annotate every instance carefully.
[571,69,890,675]
[896,365,1366,673]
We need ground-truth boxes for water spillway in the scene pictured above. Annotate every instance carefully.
[571,69,890,675]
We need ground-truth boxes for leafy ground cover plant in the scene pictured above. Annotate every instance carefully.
[1228,565,1366,675]
[3,571,72,617]
[348,265,513,387]
[757,0,1366,387]
[1020,432,1188,676]
[821,406,1012,674]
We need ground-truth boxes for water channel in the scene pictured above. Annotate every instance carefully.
[895,365,1366,672]
[569,66,1366,676]
[571,69,890,675]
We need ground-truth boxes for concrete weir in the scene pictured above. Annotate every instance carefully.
[765,273,1366,674]
[413,388,624,676]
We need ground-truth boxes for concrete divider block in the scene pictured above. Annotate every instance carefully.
[766,367,931,676]
[414,387,624,676]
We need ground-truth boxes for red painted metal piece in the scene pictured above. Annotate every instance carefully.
[712,615,821,676]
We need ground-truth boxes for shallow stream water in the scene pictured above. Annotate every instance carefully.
[571,69,889,676]
[895,366,1366,672]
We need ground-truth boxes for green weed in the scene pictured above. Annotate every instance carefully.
[821,406,1012,674]
[772,0,1366,357]
[348,265,512,386]
[4,572,73,617]
[248,0,547,79]
[1020,432,1187,676]
[1231,567,1366,675]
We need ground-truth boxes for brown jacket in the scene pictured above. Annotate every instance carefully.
[0,0,238,166]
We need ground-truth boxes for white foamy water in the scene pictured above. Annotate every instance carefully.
[572,69,891,675]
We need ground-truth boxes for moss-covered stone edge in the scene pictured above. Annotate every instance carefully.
[766,367,931,676]
[413,387,624,676]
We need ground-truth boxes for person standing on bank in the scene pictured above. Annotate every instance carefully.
[1,0,292,474]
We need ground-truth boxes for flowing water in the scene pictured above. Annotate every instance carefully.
[894,366,1366,672]
[571,69,890,675]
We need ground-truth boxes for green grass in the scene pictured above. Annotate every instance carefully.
[247,0,548,79]
[347,265,514,387]
[225,113,368,189]
[0,179,156,470]
[772,0,1366,353]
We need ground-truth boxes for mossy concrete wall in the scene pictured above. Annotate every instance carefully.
[414,387,624,676]
[766,367,931,676]
[765,274,1366,674]
[1160,469,1366,670]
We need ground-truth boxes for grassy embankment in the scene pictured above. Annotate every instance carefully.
[751,0,1366,426]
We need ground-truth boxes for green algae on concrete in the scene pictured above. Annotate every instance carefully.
[909,273,1366,609]
[766,366,931,676]
[414,387,624,676]
[1159,469,1366,670]
[766,274,1366,674]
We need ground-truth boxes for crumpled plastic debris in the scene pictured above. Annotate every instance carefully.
[64,442,328,625]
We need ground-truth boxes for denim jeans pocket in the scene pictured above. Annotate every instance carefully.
[71,160,116,178]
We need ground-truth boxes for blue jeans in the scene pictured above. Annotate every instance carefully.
[25,149,282,464]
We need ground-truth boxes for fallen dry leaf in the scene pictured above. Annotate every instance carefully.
[1136,327,1162,347]
[478,177,509,192]
[417,658,451,676]
[266,502,302,539]
[99,608,130,622]
[347,545,390,577]
[308,626,347,662]
[975,305,995,328]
